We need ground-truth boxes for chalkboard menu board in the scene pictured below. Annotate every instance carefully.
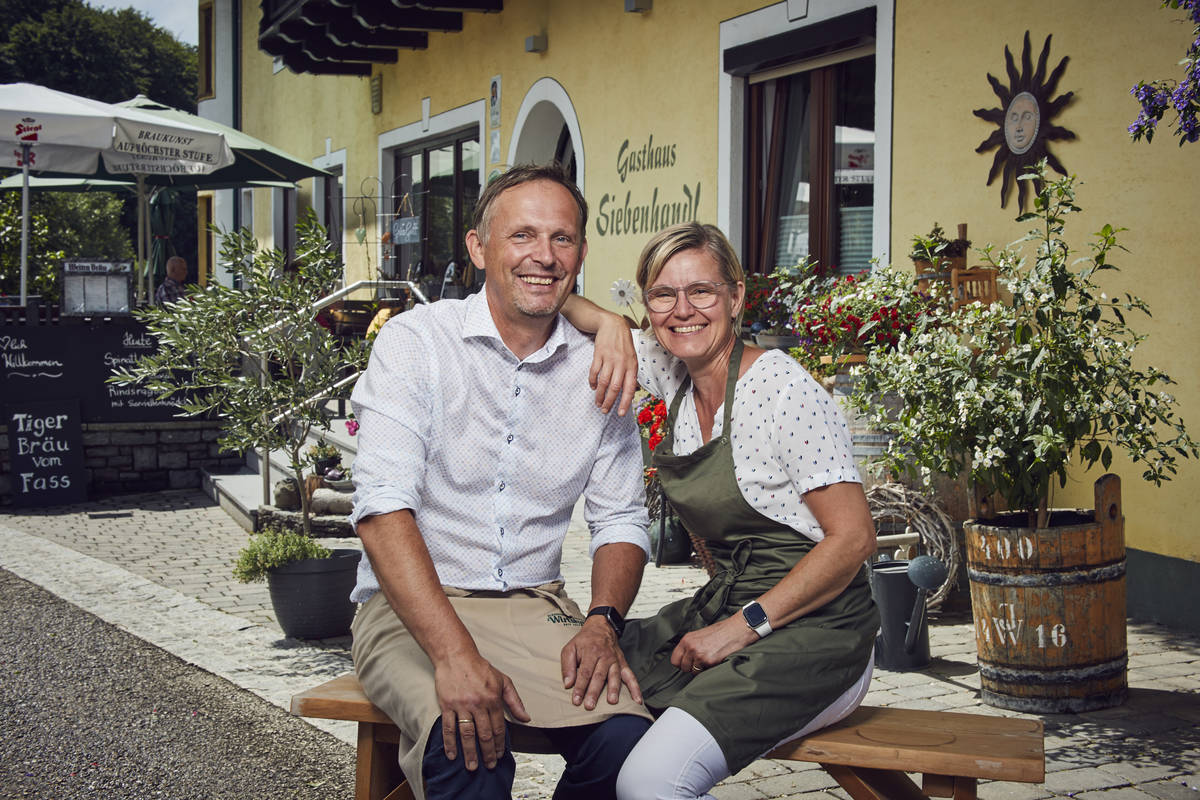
[0,320,178,422]
[5,399,88,507]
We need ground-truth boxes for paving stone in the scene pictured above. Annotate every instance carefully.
[709,781,769,800]
[744,769,841,796]
[973,780,1055,799]
[1043,767,1130,794]
[1074,787,1163,800]
[1098,760,1187,784]
[1140,778,1200,800]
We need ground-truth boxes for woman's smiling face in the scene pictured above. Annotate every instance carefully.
[646,247,744,364]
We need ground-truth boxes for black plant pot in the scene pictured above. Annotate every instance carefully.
[266,548,360,639]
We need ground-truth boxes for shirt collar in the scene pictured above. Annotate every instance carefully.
[461,289,569,363]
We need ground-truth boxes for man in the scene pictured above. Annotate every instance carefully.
[349,163,652,800]
[154,256,188,305]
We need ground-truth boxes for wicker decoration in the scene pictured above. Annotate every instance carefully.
[865,482,960,609]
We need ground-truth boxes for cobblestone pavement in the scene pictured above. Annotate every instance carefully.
[2,488,1199,799]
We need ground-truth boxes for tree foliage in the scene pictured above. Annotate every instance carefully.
[109,214,370,534]
[0,0,199,281]
[0,0,197,111]
[0,190,64,301]
[0,189,134,302]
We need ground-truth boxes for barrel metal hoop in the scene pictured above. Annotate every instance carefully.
[978,654,1128,684]
[967,559,1126,587]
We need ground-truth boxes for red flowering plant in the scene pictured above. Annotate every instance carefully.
[634,390,669,512]
[789,266,943,377]
[742,257,820,336]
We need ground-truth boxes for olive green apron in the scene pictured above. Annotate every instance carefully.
[620,339,879,773]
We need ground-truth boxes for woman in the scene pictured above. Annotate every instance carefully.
[563,222,879,800]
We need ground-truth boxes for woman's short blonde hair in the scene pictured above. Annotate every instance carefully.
[635,222,747,329]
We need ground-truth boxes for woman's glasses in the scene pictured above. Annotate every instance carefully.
[643,281,731,313]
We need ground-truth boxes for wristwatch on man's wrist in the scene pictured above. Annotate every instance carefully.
[586,605,626,637]
[741,600,773,638]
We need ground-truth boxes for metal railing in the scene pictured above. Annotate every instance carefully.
[257,279,431,504]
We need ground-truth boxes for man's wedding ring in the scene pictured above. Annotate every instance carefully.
[458,718,473,725]
[691,664,704,673]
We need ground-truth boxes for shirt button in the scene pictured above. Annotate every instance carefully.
[497,568,504,577]
[498,481,505,491]
[506,434,513,444]
[514,387,520,396]
[499,527,505,537]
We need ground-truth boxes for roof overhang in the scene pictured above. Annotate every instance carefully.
[259,0,503,76]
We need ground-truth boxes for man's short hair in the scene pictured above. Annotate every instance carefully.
[471,163,587,245]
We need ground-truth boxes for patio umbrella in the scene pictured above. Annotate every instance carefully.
[0,83,234,305]
[1,82,234,307]
[97,95,329,298]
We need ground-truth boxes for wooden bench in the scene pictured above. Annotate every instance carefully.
[292,673,1044,800]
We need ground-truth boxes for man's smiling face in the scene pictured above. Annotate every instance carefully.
[469,179,586,328]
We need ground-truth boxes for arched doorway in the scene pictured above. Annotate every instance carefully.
[509,78,584,189]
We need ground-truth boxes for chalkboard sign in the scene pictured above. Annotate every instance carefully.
[392,216,420,245]
[0,320,179,422]
[5,399,88,507]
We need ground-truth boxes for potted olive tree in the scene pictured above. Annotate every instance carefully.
[851,164,1199,712]
[110,211,368,639]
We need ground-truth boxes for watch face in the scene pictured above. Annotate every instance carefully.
[743,602,768,628]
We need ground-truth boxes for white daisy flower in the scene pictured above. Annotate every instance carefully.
[610,279,637,308]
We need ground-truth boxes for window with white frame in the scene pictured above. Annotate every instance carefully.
[720,2,892,276]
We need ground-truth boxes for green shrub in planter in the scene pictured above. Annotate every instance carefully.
[233,526,332,584]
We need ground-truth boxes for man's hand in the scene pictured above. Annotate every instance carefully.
[435,653,530,771]
[561,617,643,709]
[669,614,759,675]
[589,316,639,416]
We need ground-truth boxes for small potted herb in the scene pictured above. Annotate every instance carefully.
[234,526,359,639]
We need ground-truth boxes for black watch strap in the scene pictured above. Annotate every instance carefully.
[586,606,626,637]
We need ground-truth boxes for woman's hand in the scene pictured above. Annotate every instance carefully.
[590,314,639,416]
[669,613,759,674]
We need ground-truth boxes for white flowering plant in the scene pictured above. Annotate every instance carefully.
[611,279,649,330]
[849,164,1199,529]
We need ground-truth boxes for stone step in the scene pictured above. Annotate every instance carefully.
[205,405,359,533]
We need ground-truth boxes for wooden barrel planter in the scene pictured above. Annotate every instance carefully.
[963,474,1127,713]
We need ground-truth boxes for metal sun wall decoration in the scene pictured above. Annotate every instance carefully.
[973,31,1077,211]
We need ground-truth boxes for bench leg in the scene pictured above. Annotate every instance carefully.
[357,721,406,800]
[923,773,977,800]
[823,763,927,800]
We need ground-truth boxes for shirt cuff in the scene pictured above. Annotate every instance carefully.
[794,466,862,497]
[589,523,652,560]
[349,485,421,530]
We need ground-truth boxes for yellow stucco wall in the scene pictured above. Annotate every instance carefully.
[892,0,1200,562]
[234,0,765,304]
[233,0,1199,564]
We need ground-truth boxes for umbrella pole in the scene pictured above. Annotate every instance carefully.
[19,145,30,307]
[136,175,149,303]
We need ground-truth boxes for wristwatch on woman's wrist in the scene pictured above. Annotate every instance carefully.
[741,600,773,638]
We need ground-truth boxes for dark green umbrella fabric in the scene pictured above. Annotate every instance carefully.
[148,187,177,285]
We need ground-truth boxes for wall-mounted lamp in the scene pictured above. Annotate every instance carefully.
[625,0,652,11]
[525,34,547,52]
